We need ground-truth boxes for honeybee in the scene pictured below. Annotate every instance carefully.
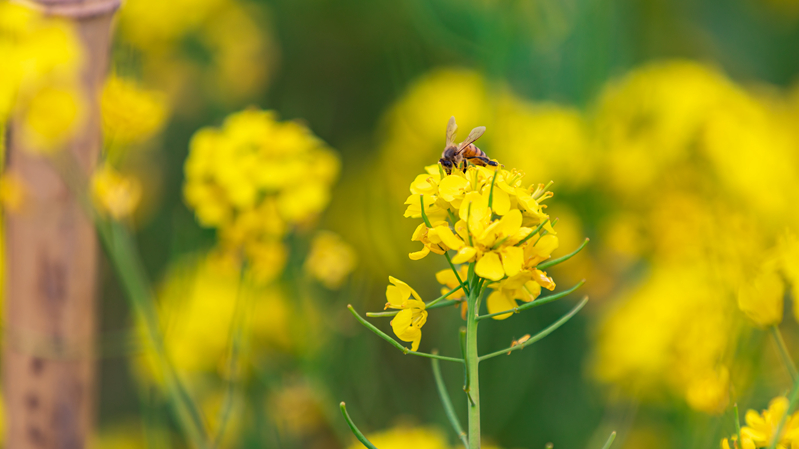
[439,116,499,174]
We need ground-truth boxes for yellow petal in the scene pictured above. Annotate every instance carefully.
[409,246,430,260]
[452,246,477,264]
[501,246,524,277]
[476,252,505,281]
[438,175,468,202]
[490,188,510,215]
[487,291,516,320]
[436,225,465,250]
[738,270,785,327]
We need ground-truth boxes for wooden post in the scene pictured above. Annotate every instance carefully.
[4,1,119,447]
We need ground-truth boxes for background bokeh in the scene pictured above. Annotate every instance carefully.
[5,0,799,447]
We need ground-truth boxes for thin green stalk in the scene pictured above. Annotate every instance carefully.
[444,252,469,296]
[771,326,799,384]
[515,219,549,247]
[734,403,742,443]
[476,279,585,321]
[465,272,481,449]
[348,305,464,363]
[538,238,590,270]
[600,431,616,449]
[102,222,210,448]
[366,280,467,317]
[479,297,589,361]
[212,267,250,449]
[487,169,498,208]
[340,403,378,449]
[432,356,468,448]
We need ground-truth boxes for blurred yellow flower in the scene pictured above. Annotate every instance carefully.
[304,231,357,289]
[737,397,799,448]
[184,108,340,279]
[347,425,450,449]
[738,268,785,327]
[0,174,25,212]
[20,86,83,153]
[0,3,83,151]
[101,74,168,147]
[91,165,142,220]
[385,276,428,351]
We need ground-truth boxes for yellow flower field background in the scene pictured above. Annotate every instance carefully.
[3,0,799,447]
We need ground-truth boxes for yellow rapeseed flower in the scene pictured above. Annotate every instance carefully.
[738,397,799,449]
[20,86,83,153]
[101,74,168,147]
[738,268,785,327]
[91,165,142,220]
[183,108,340,281]
[304,231,357,289]
[385,276,428,351]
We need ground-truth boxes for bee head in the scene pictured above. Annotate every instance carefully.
[439,158,454,173]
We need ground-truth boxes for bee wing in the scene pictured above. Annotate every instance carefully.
[457,126,486,153]
[445,116,458,147]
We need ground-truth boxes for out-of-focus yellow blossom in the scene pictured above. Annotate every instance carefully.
[140,253,292,379]
[90,423,151,449]
[118,0,273,107]
[347,425,450,449]
[19,87,83,153]
[720,397,799,449]
[721,435,756,449]
[183,108,340,282]
[91,165,142,220]
[385,277,428,351]
[0,174,25,212]
[0,3,83,149]
[738,267,785,327]
[593,262,735,413]
[304,230,358,289]
[269,382,325,438]
[101,74,168,147]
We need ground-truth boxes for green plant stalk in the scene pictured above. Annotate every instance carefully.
[771,326,799,384]
[102,222,210,449]
[432,356,468,448]
[340,402,378,449]
[465,272,481,449]
[600,431,616,449]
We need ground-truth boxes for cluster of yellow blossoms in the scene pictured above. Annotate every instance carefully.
[183,108,341,282]
[0,3,83,153]
[386,163,559,350]
[722,397,799,449]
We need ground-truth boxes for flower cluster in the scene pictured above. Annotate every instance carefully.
[183,108,340,283]
[406,164,558,315]
[0,2,83,153]
[722,397,799,449]
[383,162,560,349]
[101,74,168,149]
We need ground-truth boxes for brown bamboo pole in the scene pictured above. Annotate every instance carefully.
[4,1,119,448]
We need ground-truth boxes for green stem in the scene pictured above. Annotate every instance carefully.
[734,403,742,443]
[771,326,799,384]
[432,356,468,448]
[347,305,464,363]
[444,252,469,296]
[340,402,378,449]
[465,274,481,449]
[537,238,590,270]
[600,431,617,449]
[515,219,549,247]
[479,297,589,361]
[102,222,210,448]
